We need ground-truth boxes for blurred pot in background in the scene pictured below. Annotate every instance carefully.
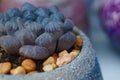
[100,0,120,51]
[0,0,88,34]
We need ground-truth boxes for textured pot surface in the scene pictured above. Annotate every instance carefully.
[0,27,103,80]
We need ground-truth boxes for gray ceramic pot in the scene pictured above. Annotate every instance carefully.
[0,27,103,80]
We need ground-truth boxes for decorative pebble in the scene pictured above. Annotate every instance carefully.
[56,53,75,67]
[22,59,36,73]
[70,49,80,57]
[42,57,55,67]
[43,64,53,72]
[58,50,69,57]
[74,36,83,49]
[10,66,26,75]
[0,62,11,74]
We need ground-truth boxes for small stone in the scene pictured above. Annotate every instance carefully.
[51,63,57,69]
[74,36,83,49]
[43,64,53,72]
[58,50,69,57]
[72,49,80,53]
[42,57,55,67]
[10,66,26,75]
[56,54,74,67]
[0,62,11,74]
[70,49,80,57]
[22,59,36,73]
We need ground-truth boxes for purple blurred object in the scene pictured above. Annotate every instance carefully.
[100,0,120,50]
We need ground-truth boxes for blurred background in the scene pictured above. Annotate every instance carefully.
[0,0,120,79]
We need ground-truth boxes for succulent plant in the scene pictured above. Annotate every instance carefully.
[0,13,9,24]
[45,20,63,33]
[6,8,21,18]
[35,7,50,17]
[15,17,24,29]
[22,11,36,22]
[36,16,44,24]
[57,31,76,51]
[35,32,56,55]
[0,12,4,23]
[0,23,6,37]
[23,20,32,26]
[0,3,78,62]
[50,12,65,22]
[0,12,3,18]
[49,5,59,14]
[41,18,51,27]
[14,29,37,45]
[21,2,36,12]
[64,18,75,33]
[0,35,21,54]
[5,19,19,35]
[19,45,49,60]
[45,20,64,39]
[25,22,43,36]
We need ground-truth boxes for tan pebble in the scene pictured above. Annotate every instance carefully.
[51,63,57,69]
[56,57,63,67]
[27,71,38,75]
[43,64,53,72]
[58,50,69,57]
[74,36,83,49]
[56,54,73,67]
[22,59,36,73]
[10,66,26,75]
[10,69,15,75]
[70,49,80,57]
[42,57,55,67]
[0,62,11,74]
[72,49,80,53]
[69,53,76,60]
[70,52,79,58]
